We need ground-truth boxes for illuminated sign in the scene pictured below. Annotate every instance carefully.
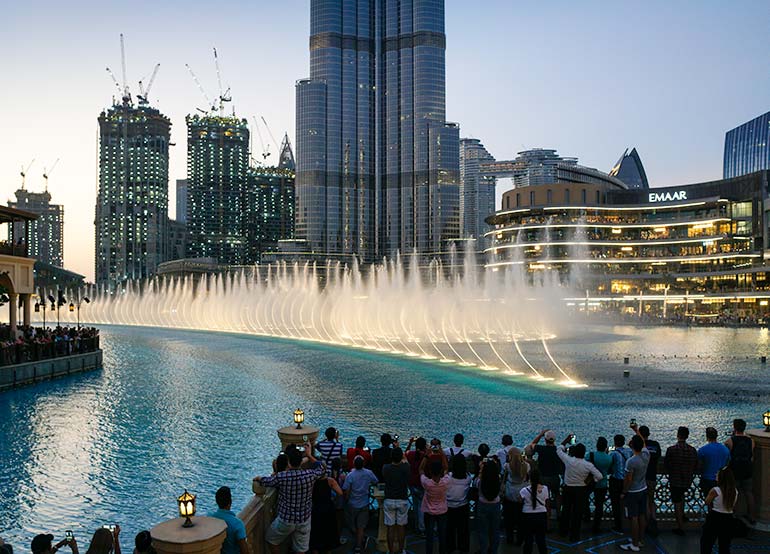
[648,190,687,203]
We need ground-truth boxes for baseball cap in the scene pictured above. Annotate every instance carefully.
[31,535,54,554]
[544,431,556,441]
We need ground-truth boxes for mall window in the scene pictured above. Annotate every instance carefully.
[581,189,587,203]
[547,189,553,204]
[516,193,520,207]
[565,189,570,204]
[505,196,510,209]
[530,191,535,206]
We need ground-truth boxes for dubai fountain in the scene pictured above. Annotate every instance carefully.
[44,247,588,388]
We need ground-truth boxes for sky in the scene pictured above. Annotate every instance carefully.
[2,1,769,282]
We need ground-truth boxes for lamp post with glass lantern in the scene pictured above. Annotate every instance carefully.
[177,489,196,528]
[277,408,319,451]
[69,296,90,329]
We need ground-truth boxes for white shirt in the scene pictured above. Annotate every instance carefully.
[557,445,603,487]
[520,484,549,513]
[446,474,473,507]
[712,486,738,514]
[444,446,472,459]
[496,445,520,465]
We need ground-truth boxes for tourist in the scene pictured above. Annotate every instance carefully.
[502,449,529,545]
[664,426,699,536]
[315,427,344,472]
[520,469,550,554]
[309,466,344,554]
[274,452,289,473]
[725,418,755,524]
[496,434,517,467]
[383,447,410,554]
[444,433,471,459]
[85,527,120,554]
[638,425,661,533]
[525,429,564,518]
[609,434,632,532]
[405,436,429,535]
[0,538,13,554]
[474,459,501,554]
[329,458,347,543]
[371,433,394,481]
[256,444,326,554]
[132,532,154,554]
[588,437,612,533]
[445,455,472,554]
[619,432,650,552]
[209,487,248,554]
[31,534,79,554]
[700,466,738,554]
[470,443,490,477]
[419,453,450,554]
[698,427,731,497]
[342,456,378,554]
[556,436,602,542]
[346,436,372,470]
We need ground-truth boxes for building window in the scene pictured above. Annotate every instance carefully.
[530,191,535,206]
[505,196,510,209]
[516,193,520,207]
[581,189,587,204]
[565,189,570,204]
[596,190,600,204]
[547,189,553,204]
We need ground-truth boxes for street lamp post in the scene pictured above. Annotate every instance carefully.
[70,297,90,329]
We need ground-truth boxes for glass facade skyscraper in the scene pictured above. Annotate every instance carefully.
[296,0,460,262]
[96,104,170,289]
[459,138,496,248]
[185,114,250,265]
[608,148,649,190]
[9,189,64,268]
[724,110,770,179]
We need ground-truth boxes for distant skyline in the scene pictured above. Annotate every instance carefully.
[2,0,769,281]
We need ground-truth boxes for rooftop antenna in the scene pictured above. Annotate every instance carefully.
[43,158,60,192]
[137,63,160,106]
[20,159,35,190]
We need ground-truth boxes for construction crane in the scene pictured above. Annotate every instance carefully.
[185,63,217,114]
[252,116,271,161]
[20,159,35,190]
[213,48,232,115]
[260,116,281,152]
[43,158,60,192]
[137,63,160,106]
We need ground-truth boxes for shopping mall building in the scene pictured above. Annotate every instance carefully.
[484,170,770,319]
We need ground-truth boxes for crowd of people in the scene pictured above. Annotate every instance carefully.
[0,325,99,365]
[8,419,755,554]
[252,420,755,554]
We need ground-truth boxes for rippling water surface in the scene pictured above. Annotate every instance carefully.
[1,324,768,546]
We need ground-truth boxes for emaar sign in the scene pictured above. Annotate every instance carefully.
[648,190,687,203]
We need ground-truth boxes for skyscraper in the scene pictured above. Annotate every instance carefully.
[295,0,460,262]
[95,103,170,289]
[459,138,496,247]
[185,114,250,265]
[608,148,649,190]
[9,188,64,267]
[724,110,770,179]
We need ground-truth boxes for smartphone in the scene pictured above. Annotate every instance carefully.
[393,434,399,442]
[65,531,74,542]
[630,418,637,426]
[102,525,116,532]
[570,435,577,445]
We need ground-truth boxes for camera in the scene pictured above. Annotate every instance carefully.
[431,444,439,452]
[393,434,399,442]
[65,531,74,542]
[570,435,577,446]
[102,525,116,532]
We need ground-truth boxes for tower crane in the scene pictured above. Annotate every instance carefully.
[43,158,60,192]
[252,116,271,161]
[20,159,35,190]
[185,64,217,114]
[260,116,281,152]
[213,48,232,115]
[137,63,160,106]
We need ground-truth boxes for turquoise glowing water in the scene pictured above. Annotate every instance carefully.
[1,324,769,546]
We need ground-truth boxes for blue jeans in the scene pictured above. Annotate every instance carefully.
[424,512,448,554]
[410,486,425,531]
[475,502,501,554]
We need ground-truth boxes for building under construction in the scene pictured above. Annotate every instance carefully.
[9,188,64,268]
[95,103,171,289]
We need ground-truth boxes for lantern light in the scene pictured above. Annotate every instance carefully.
[293,408,305,429]
[34,303,40,313]
[69,303,75,312]
[177,489,196,528]
[764,410,770,433]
